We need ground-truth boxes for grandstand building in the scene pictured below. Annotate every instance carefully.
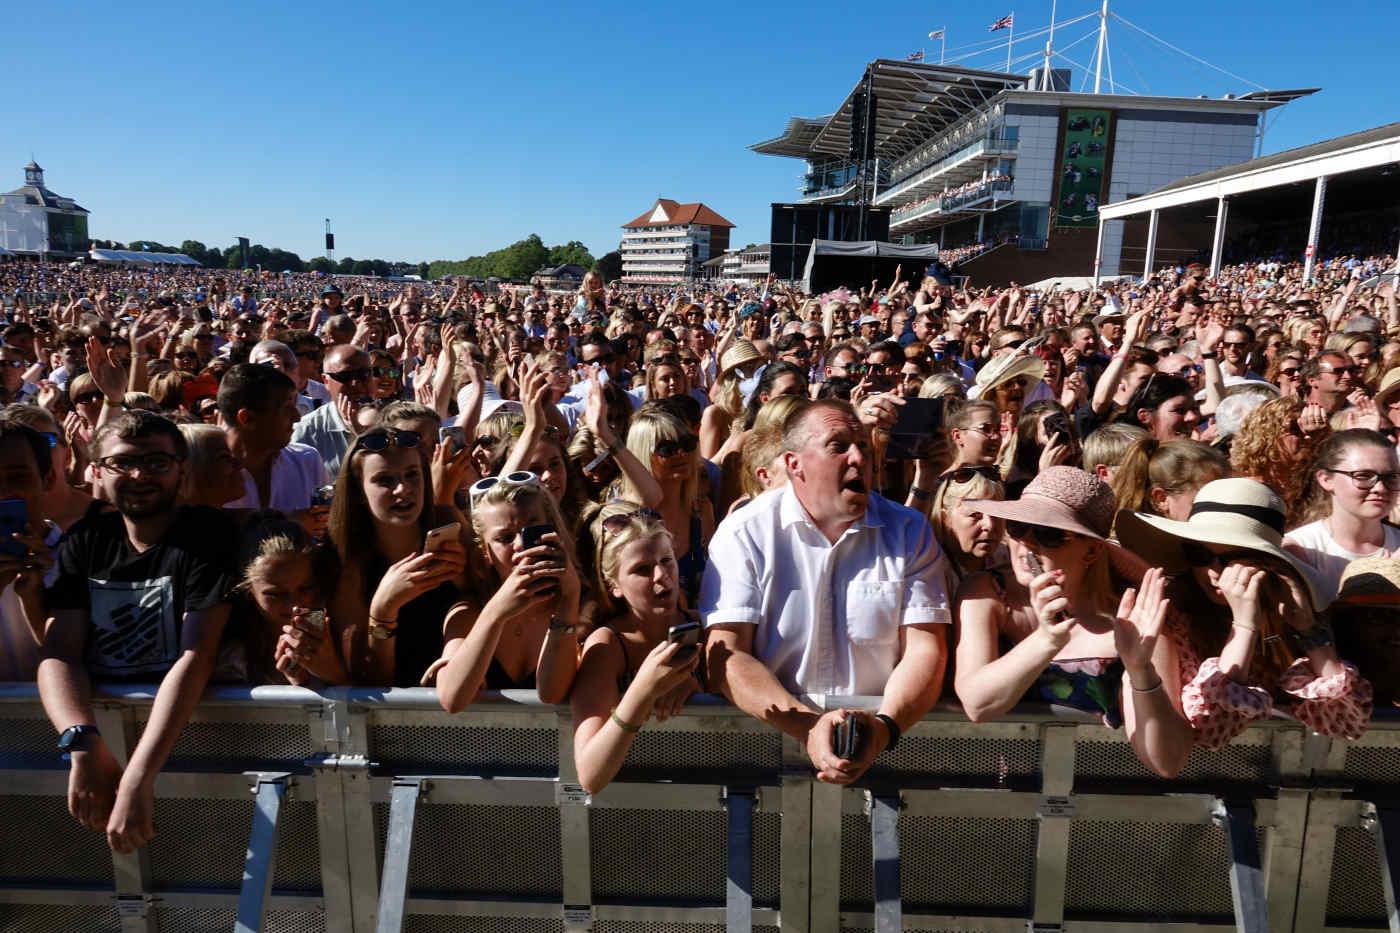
[619,198,734,284]
[751,59,1314,284]
[0,161,90,256]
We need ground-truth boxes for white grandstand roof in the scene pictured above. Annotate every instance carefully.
[89,248,202,266]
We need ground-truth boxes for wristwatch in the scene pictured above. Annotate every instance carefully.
[57,724,100,758]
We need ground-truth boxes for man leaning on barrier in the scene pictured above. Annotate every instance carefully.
[37,410,237,853]
[701,397,950,784]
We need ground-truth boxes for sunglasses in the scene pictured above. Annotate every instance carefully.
[1321,366,1360,377]
[326,367,373,384]
[654,435,699,458]
[1006,520,1071,550]
[0,360,26,369]
[74,392,103,405]
[1220,340,1250,349]
[1278,367,1300,378]
[1181,541,1260,568]
[1174,365,1203,376]
[939,465,1001,485]
[372,366,401,379]
[468,470,540,504]
[358,429,421,452]
[473,434,498,448]
[600,507,664,535]
[508,423,562,438]
[196,402,219,417]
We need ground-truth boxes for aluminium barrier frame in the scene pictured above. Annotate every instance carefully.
[1,684,1398,932]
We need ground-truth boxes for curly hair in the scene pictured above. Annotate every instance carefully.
[1228,396,1325,525]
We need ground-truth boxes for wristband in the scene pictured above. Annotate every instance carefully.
[548,615,574,633]
[874,713,901,751]
[1200,351,1218,360]
[368,616,398,640]
[102,397,124,409]
[909,486,933,501]
[1130,678,1164,694]
[609,707,642,733]
[1290,618,1335,654]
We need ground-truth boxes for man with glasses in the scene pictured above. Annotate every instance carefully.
[1218,325,1260,380]
[703,398,950,786]
[282,330,330,409]
[0,344,38,404]
[291,345,374,479]
[1302,351,1357,416]
[39,410,237,854]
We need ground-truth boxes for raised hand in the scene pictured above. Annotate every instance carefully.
[1028,567,1074,648]
[1112,566,1170,674]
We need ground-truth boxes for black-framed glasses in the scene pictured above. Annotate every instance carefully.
[196,401,220,417]
[1181,541,1259,568]
[95,452,183,475]
[1278,367,1300,378]
[358,430,421,452]
[372,366,401,380]
[1220,340,1250,349]
[326,367,373,384]
[601,507,663,535]
[655,435,699,458]
[1006,520,1071,550]
[1327,468,1400,491]
[939,465,1001,485]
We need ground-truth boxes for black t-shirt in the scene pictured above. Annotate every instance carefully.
[47,506,237,679]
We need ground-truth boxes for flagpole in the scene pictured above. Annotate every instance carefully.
[1006,11,1014,73]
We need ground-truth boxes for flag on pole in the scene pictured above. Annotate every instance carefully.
[928,28,945,39]
[988,13,1014,31]
[906,50,924,62]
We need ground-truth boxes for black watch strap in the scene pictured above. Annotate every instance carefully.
[875,713,901,752]
[57,724,100,756]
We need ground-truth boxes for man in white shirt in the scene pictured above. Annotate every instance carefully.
[701,398,950,784]
[219,364,330,518]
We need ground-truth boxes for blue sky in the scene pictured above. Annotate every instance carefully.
[8,0,1396,264]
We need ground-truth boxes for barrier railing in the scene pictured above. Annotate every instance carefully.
[1,683,1397,933]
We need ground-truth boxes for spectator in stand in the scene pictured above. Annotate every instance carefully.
[1109,438,1229,525]
[283,330,331,408]
[39,410,238,853]
[291,344,374,479]
[1118,374,1201,442]
[1231,397,1329,526]
[702,399,950,784]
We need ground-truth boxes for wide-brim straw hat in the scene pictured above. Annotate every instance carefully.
[1375,367,1400,410]
[718,339,764,380]
[1336,554,1400,607]
[1115,477,1327,610]
[966,466,1117,541]
[974,351,1046,395]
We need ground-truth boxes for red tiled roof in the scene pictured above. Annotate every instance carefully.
[622,198,735,229]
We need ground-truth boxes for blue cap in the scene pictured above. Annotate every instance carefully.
[737,301,764,321]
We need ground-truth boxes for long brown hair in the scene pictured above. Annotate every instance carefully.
[327,429,437,571]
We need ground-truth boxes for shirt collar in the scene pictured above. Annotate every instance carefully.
[778,483,883,531]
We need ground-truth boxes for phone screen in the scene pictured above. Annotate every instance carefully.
[886,398,945,461]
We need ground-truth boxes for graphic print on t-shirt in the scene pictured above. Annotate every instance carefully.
[85,576,177,676]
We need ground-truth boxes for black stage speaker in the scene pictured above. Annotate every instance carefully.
[770,204,891,281]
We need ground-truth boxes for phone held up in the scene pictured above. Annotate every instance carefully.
[666,618,702,661]
[833,713,864,761]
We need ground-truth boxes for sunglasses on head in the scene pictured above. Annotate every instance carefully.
[939,465,1002,486]
[468,470,540,504]
[358,429,421,452]
[1006,520,1071,550]
[655,435,699,458]
[600,507,664,535]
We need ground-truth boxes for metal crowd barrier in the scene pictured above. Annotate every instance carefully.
[0,682,1397,933]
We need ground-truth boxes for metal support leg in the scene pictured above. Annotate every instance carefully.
[557,710,594,932]
[1209,196,1230,279]
[725,787,755,933]
[235,774,291,933]
[1143,209,1160,280]
[376,779,425,933]
[1365,804,1400,933]
[868,793,902,933]
[1218,801,1269,933]
[1093,219,1105,286]
[1303,175,1328,283]
[96,704,159,933]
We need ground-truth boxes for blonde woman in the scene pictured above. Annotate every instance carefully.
[700,339,764,460]
[927,468,1008,598]
[176,424,246,508]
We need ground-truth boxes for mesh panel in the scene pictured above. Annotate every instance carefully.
[839,813,1035,911]
[1075,735,1273,783]
[1326,826,1386,924]
[144,719,314,767]
[612,728,780,781]
[0,795,113,884]
[0,715,63,760]
[0,904,120,932]
[1343,744,1400,784]
[403,919,563,933]
[1064,821,1239,918]
[863,735,1039,784]
[273,800,326,889]
[594,925,780,933]
[373,802,561,896]
[367,725,557,773]
[588,808,780,905]
[147,908,323,933]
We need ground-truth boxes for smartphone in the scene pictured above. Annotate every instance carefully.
[886,398,945,461]
[1022,551,1067,623]
[1043,412,1071,446]
[944,338,963,359]
[834,714,864,761]
[519,523,553,551]
[0,499,28,558]
[667,619,702,660]
[299,609,326,635]
[311,484,335,508]
[423,522,461,553]
[438,425,466,453]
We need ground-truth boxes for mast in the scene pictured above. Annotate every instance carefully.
[1093,0,1109,93]
[1043,0,1057,89]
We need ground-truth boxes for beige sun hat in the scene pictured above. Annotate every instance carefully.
[718,339,764,380]
[1115,477,1327,610]
[974,351,1046,395]
[1336,554,1400,607]
[1374,367,1400,410]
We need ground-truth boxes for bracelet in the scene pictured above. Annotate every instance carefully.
[102,397,123,409]
[909,486,933,501]
[874,713,901,751]
[368,616,398,640]
[609,707,642,733]
[1201,351,1218,359]
[548,615,574,633]
[1230,621,1257,632]
[1130,678,1164,694]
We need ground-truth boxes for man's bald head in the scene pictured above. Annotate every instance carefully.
[322,345,372,401]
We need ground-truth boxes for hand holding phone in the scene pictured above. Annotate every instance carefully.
[666,619,702,661]
[833,712,864,761]
[423,522,461,554]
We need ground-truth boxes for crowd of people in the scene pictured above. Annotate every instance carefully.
[894,174,1015,219]
[2,248,1400,855]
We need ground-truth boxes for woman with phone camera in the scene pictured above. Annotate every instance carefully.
[325,427,468,686]
[955,467,1193,777]
[570,503,703,794]
[229,513,348,686]
[1005,400,1080,498]
[428,474,583,708]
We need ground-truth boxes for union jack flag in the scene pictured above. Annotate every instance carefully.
[989,13,1014,31]
[906,50,925,62]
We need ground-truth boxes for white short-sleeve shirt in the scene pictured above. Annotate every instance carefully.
[699,485,950,697]
[226,443,331,512]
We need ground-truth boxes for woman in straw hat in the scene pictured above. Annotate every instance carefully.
[1286,428,1400,603]
[972,352,1047,477]
[958,467,1193,777]
[1331,554,1400,706]
[698,338,764,461]
[1117,478,1373,750]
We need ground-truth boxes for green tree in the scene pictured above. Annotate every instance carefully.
[548,240,595,269]
[418,262,430,278]
[336,257,357,274]
[180,240,209,264]
[308,256,335,274]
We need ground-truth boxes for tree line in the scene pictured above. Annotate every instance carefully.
[425,234,596,281]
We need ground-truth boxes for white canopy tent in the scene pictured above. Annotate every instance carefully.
[88,248,201,266]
